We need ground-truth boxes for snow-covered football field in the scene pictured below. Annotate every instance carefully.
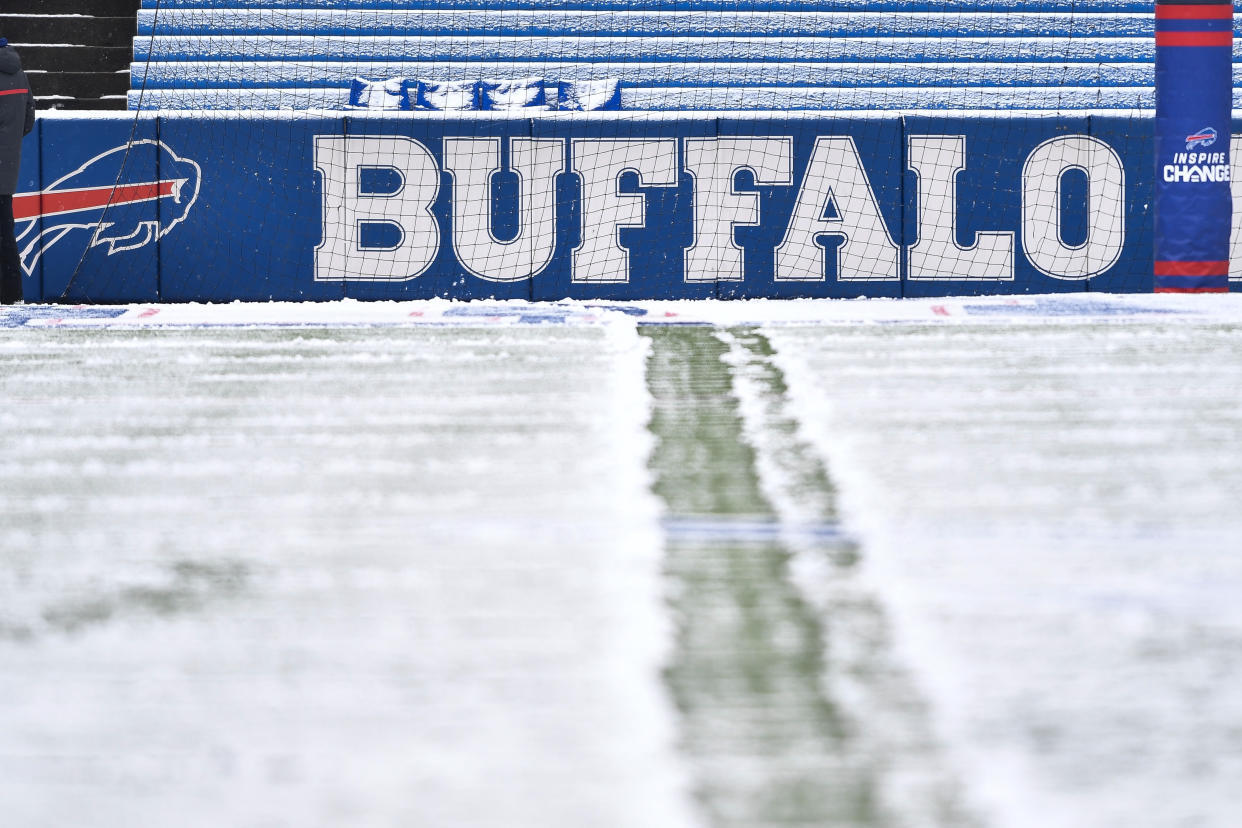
[2,294,1241,828]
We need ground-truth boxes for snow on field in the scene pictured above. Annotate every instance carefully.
[2,293,1242,828]
[0,320,698,828]
[765,302,1242,828]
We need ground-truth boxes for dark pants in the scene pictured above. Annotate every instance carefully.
[0,194,21,303]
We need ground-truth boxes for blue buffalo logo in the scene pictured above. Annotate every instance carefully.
[1185,127,1218,151]
[13,140,201,275]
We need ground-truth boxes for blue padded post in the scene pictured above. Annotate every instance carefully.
[1154,0,1234,292]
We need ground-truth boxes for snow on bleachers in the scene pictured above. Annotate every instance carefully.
[134,36,1160,64]
[133,61,1186,90]
[138,0,1156,9]
[132,85,1178,113]
[128,0,1200,112]
[138,10,1156,39]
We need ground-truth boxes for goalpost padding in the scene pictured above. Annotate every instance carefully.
[1154,0,1234,293]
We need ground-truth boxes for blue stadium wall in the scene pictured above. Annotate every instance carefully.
[12,113,1239,301]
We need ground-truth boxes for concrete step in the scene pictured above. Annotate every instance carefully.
[45,95,129,110]
[26,70,131,99]
[20,45,132,74]
[26,0,139,15]
[1,15,136,47]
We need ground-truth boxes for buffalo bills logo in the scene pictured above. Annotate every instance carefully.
[13,140,201,275]
[1185,127,1218,151]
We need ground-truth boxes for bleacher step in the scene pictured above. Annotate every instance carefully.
[139,0,1155,11]
[124,0,1167,114]
[135,34,1158,64]
[128,83,1184,112]
[136,9,1158,39]
[132,59,1167,90]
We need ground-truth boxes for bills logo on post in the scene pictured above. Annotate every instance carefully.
[1162,126,1229,184]
[12,140,201,275]
[1186,127,1218,151]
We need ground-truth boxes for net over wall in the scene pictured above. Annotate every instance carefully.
[14,0,1237,301]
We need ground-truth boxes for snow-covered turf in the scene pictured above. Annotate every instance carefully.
[2,293,1241,827]
[0,321,697,828]
[766,315,1242,828]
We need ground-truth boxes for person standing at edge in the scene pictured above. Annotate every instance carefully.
[0,36,35,305]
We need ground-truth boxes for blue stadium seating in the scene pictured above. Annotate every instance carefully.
[128,0,1242,112]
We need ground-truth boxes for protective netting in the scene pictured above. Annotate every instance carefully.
[26,0,1181,300]
[129,0,1160,113]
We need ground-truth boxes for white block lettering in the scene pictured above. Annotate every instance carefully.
[314,135,440,282]
[908,135,1014,280]
[570,139,678,283]
[1022,136,1125,280]
[444,137,565,282]
[683,137,793,283]
[775,136,899,282]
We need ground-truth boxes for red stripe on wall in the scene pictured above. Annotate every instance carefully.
[1156,5,1235,19]
[1154,286,1231,293]
[11,193,39,221]
[1154,260,1231,276]
[1156,30,1235,46]
[12,181,178,222]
